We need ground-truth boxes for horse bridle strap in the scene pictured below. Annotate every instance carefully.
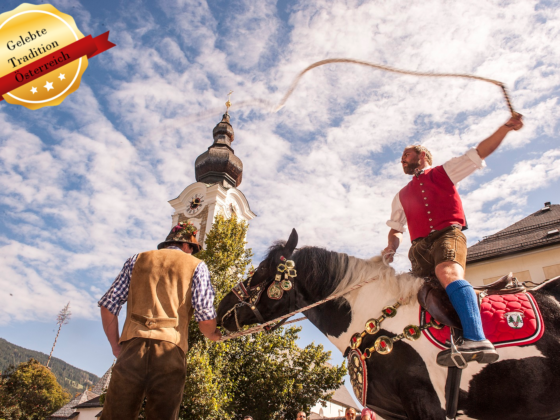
[224,258,298,332]
[231,279,268,325]
[220,274,382,341]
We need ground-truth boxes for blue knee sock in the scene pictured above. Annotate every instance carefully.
[445,280,486,341]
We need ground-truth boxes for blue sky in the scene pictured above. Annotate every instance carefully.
[1,0,559,398]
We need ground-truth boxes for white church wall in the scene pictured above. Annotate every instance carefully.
[168,181,256,249]
[310,399,346,418]
[75,407,101,420]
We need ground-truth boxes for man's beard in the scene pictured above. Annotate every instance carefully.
[402,159,420,175]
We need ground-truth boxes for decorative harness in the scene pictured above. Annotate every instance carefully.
[221,256,298,333]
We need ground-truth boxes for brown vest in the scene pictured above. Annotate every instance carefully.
[120,249,201,353]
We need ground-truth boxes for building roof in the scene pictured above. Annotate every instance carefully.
[467,203,560,263]
[195,113,243,188]
[49,363,112,419]
[74,395,102,409]
[91,364,113,395]
[49,389,99,419]
[329,384,360,410]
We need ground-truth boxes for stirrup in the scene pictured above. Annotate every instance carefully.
[449,333,467,369]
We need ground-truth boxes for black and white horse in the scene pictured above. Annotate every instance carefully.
[217,229,560,420]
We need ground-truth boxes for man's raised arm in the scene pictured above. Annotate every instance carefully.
[476,115,523,159]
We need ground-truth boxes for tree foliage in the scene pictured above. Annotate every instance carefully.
[0,358,70,420]
[181,214,346,420]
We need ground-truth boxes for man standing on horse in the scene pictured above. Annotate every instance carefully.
[98,221,221,419]
[382,115,523,365]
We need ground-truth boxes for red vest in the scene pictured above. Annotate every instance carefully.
[399,166,466,241]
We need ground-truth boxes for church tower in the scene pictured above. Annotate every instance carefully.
[167,100,256,247]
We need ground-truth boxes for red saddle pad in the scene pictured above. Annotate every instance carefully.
[421,292,544,349]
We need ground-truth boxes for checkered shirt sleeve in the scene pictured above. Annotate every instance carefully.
[98,254,139,316]
[191,262,217,322]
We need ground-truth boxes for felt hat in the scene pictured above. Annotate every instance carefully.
[157,221,202,254]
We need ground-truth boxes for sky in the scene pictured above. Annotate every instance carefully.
[0,0,559,398]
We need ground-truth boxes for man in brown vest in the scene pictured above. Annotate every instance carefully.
[98,221,221,419]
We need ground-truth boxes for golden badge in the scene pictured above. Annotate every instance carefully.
[0,3,115,110]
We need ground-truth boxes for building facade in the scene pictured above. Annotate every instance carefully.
[310,383,361,419]
[465,202,560,286]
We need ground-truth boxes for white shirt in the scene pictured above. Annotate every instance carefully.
[387,148,485,233]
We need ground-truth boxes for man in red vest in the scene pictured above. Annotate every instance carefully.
[382,115,523,366]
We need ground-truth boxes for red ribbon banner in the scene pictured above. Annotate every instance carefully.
[0,31,116,101]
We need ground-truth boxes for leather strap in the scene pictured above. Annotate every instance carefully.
[131,313,178,329]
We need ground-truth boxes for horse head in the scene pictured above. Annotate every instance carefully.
[217,228,298,332]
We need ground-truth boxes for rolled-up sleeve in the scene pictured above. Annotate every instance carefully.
[98,254,138,316]
[443,147,486,185]
[191,262,217,322]
[386,193,407,233]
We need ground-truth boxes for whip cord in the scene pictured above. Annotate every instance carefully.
[274,58,519,117]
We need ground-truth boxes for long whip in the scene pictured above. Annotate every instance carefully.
[273,58,520,117]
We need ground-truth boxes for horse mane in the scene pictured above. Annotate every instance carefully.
[292,246,350,298]
[262,241,287,271]
[290,246,423,304]
[334,255,425,304]
[262,242,423,304]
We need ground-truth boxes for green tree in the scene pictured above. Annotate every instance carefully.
[0,358,70,420]
[180,214,346,420]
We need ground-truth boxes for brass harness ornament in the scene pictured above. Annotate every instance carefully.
[222,256,297,332]
[349,301,444,359]
[267,259,297,299]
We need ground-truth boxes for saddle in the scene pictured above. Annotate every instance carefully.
[417,273,526,329]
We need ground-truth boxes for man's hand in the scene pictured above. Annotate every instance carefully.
[504,114,523,131]
[383,229,403,263]
[198,318,222,341]
[111,343,122,358]
[382,247,397,263]
[207,328,222,342]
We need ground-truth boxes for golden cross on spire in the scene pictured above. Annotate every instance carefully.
[225,90,233,114]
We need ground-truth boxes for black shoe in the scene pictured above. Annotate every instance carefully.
[437,339,499,367]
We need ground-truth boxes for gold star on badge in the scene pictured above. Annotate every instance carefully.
[44,81,54,91]
[58,73,66,81]
[30,87,38,94]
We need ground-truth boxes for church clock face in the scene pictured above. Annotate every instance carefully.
[186,193,204,215]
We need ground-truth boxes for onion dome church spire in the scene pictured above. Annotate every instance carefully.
[167,91,256,248]
[194,111,243,188]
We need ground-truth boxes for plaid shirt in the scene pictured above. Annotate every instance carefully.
[98,247,217,322]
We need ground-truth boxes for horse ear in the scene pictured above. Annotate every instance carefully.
[284,228,298,256]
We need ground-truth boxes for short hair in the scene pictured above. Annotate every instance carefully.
[243,417,253,420]
[161,241,191,250]
[405,145,433,166]
[345,407,356,414]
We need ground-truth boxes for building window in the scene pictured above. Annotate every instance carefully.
[543,264,560,279]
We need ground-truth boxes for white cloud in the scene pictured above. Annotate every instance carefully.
[1,0,559,326]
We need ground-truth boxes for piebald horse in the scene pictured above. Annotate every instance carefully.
[217,229,560,420]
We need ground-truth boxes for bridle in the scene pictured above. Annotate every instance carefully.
[221,256,298,333]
